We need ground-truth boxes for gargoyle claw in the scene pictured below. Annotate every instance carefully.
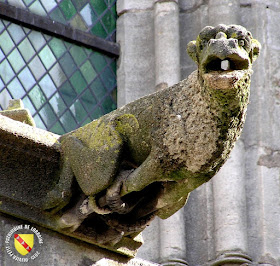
[105,170,133,214]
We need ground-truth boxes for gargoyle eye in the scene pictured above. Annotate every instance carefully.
[238,39,245,47]
[199,39,208,50]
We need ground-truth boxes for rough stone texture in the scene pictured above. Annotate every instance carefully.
[0,111,143,258]
[0,213,157,266]
[116,1,280,265]
[0,99,35,126]
[56,23,258,245]
[0,22,259,266]
[153,3,187,264]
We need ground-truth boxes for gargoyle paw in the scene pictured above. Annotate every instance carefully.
[105,170,133,214]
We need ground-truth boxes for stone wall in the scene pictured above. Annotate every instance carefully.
[117,0,280,265]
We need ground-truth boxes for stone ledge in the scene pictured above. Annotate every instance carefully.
[0,114,141,257]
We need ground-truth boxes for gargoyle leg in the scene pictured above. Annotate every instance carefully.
[104,169,134,214]
[60,133,122,197]
[57,195,94,232]
[120,152,165,195]
[97,152,165,214]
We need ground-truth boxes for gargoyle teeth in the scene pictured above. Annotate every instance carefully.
[221,60,230,71]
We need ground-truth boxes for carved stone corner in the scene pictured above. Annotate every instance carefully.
[0,103,142,258]
[0,99,35,126]
[211,251,253,266]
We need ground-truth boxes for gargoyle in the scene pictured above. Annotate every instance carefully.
[43,24,260,245]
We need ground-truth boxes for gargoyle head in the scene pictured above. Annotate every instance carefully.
[187,24,260,89]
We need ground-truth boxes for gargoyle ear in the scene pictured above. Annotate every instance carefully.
[250,39,261,62]
[187,40,198,64]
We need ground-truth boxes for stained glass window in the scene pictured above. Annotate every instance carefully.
[0,0,117,134]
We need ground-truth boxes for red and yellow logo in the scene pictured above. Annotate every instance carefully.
[14,234,34,256]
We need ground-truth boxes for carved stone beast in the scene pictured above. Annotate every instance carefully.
[44,24,260,245]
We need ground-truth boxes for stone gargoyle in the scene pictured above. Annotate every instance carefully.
[0,24,260,248]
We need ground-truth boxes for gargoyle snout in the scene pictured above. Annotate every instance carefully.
[202,34,250,72]
[208,36,239,60]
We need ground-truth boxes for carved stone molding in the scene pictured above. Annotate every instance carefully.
[211,251,252,266]
[161,259,189,266]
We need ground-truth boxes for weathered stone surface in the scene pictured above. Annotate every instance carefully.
[50,24,260,249]
[0,24,260,261]
[0,99,35,126]
[0,112,141,257]
[0,113,61,209]
[0,213,156,266]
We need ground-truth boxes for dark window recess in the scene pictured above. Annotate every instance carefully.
[0,0,118,135]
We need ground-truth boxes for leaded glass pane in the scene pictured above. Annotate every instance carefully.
[0,48,4,62]
[59,0,76,20]
[69,70,87,94]
[49,93,67,116]
[39,74,56,98]
[39,46,56,70]
[80,60,96,83]
[0,0,117,134]
[49,38,66,58]
[29,31,46,51]
[70,45,87,66]
[0,30,14,54]
[7,23,25,44]
[29,56,46,80]
[18,67,36,90]
[40,0,56,12]
[0,59,15,83]
[29,1,47,16]
[70,14,87,31]
[2,0,117,41]
[49,63,67,87]
[28,85,46,109]
[18,38,36,62]
[7,49,25,73]
[59,52,76,77]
